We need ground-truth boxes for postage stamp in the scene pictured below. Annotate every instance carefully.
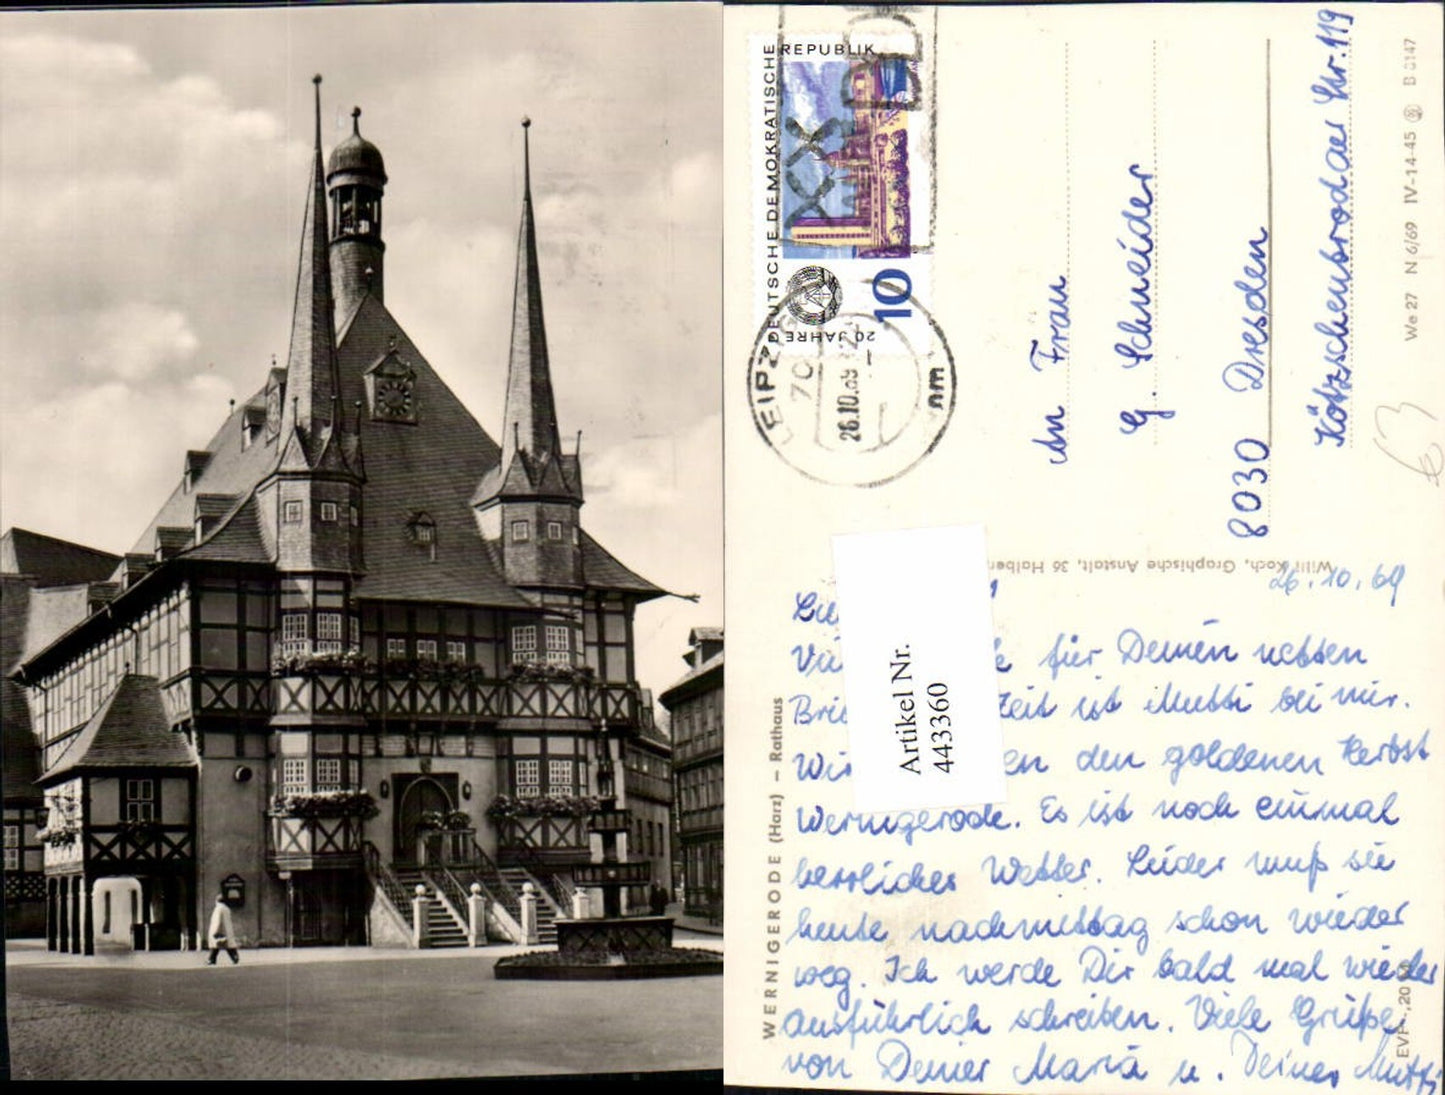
[750,7,947,487]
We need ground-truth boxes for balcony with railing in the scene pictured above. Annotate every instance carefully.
[259,656,646,729]
[265,791,376,871]
[267,814,364,870]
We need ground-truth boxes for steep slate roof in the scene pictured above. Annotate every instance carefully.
[335,294,530,607]
[0,529,121,587]
[40,675,196,783]
[185,495,272,565]
[128,393,281,558]
[580,531,663,598]
[1,677,41,799]
[2,575,41,799]
[121,119,657,611]
[659,648,724,709]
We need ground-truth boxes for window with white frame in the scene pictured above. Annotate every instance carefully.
[514,758,541,797]
[283,500,303,524]
[315,612,343,653]
[546,521,563,541]
[315,757,343,791]
[446,640,466,663]
[386,637,407,658]
[281,613,308,657]
[416,639,437,661]
[350,616,361,649]
[547,758,575,795]
[3,824,18,871]
[282,758,308,795]
[544,625,571,667]
[511,519,530,542]
[124,778,155,822]
[511,625,537,661]
[319,501,338,523]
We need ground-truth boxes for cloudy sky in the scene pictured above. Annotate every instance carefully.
[0,3,721,701]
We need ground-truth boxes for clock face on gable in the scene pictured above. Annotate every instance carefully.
[375,376,413,418]
[367,352,418,423]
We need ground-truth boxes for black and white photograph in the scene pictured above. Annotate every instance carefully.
[1,3,722,1080]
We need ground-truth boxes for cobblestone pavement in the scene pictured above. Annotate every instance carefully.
[5,936,724,1081]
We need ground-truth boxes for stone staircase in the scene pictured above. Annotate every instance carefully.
[498,867,558,944]
[391,867,469,948]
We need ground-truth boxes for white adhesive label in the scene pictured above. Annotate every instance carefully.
[832,524,1006,813]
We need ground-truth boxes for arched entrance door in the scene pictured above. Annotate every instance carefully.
[394,776,455,864]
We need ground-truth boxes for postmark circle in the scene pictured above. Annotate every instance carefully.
[748,282,956,487]
[784,265,843,326]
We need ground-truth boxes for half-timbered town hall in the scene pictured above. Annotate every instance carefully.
[10,80,669,952]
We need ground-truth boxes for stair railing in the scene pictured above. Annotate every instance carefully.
[509,841,571,914]
[364,841,413,910]
[363,841,417,940]
[464,837,523,921]
[425,867,475,927]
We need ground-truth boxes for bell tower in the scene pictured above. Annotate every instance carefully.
[326,106,387,323]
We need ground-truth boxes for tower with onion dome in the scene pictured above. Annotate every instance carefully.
[327,106,388,323]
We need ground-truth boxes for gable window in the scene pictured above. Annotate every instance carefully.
[546,521,563,541]
[511,519,531,542]
[124,779,155,822]
[511,625,537,660]
[319,501,338,523]
[283,500,303,524]
[544,625,572,667]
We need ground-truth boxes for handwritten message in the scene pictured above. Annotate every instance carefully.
[730,4,1445,1091]
[763,563,1439,1092]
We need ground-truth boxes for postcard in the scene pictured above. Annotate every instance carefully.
[1,3,720,1081]
[723,3,1444,1092]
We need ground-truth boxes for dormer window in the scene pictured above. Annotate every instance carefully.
[407,512,436,546]
[183,450,212,493]
[242,401,267,450]
[511,520,531,542]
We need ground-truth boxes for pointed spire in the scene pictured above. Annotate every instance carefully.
[283,74,341,439]
[499,117,566,479]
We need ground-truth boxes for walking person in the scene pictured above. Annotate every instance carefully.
[206,894,239,965]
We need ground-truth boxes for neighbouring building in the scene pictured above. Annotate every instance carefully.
[2,530,123,937]
[10,82,671,953]
[621,692,673,909]
[659,627,722,923]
